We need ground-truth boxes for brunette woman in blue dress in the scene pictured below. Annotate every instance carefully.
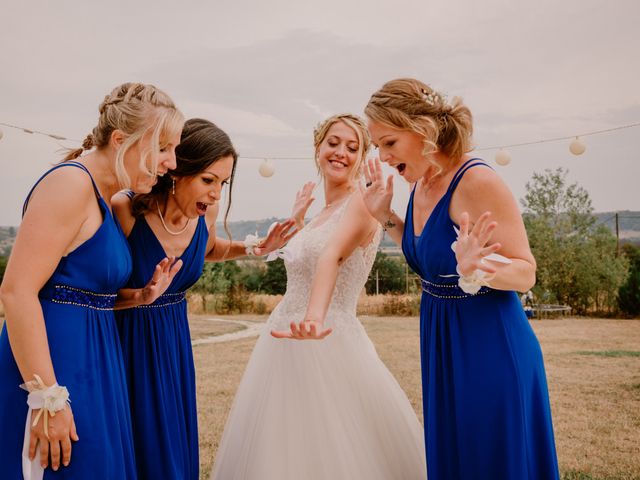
[112,118,297,480]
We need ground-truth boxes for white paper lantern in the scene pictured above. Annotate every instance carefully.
[569,137,586,155]
[259,159,275,177]
[495,149,511,166]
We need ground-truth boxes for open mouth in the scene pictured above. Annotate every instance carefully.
[329,160,347,169]
[196,202,209,215]
[396,163,406,175]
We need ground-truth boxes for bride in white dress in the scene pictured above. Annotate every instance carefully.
[211,114,426,480]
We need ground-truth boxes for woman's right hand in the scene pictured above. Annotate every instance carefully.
[361,158,394,222]
[291,182,316,228]
[139,256,183,305]
[29,404,79,471]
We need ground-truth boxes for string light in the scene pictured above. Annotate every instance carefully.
[477,122,640,166]
[569,136,586,155]
[2,120,639,173]
[258,159,275,177]
[0,122,79,142]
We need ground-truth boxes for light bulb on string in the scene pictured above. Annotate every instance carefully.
[495,148,511,166]
[569,136,586,155]
[23,129,34,134]
[259,158,275,177]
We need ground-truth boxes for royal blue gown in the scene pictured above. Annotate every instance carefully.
[402,159,560,479]
[116,213,208,480]
[0,162,136,479]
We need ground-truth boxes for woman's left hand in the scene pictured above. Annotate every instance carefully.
[140,256,183,305]
[455,212,502,277]
[253,219,298,256]
[271,320,332,340]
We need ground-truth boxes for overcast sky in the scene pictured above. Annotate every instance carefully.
[1,0,638,227]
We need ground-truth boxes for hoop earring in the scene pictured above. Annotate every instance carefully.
[171,178,176,195]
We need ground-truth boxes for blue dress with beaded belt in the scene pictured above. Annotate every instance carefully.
[0,162,136,479]
[403,159,559,479]
[115,213,208,480]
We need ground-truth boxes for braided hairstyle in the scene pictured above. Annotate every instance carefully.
[365,78,473,171]
[64,82,184,188]
[313,113,371,181]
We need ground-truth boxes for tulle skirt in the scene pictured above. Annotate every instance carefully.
[211,309,426,480]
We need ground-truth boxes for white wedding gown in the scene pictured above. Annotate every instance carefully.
[211,198,427,480]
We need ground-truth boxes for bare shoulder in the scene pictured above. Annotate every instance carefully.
[345,189,375,221]
[25,165,96,220]
[205,203,221,231]
[454,162,515,212]
[335,190,377,236]
[111,192,135,236]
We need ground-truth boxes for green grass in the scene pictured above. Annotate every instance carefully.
[575,350,640,358]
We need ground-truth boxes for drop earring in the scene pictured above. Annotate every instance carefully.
[171,178,176,195]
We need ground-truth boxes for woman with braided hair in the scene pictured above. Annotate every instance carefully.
[362,78,559,479]
[211,114,426,480]
[0,82,184,479]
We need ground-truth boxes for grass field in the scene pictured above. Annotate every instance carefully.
[1,314,638,478]
[195,317,640,480]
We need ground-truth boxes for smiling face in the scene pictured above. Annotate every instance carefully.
[173,154,235,218]
[123,126,181,194]
[316,120,361,184]
[367,119,430,183]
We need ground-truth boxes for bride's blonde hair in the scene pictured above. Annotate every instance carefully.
[313,113,371,182]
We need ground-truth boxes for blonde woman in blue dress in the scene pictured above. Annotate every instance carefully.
[211,114,426,480]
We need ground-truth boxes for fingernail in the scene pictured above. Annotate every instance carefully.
[64,462,69,467]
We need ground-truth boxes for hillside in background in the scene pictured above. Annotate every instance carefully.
[1,210,639,256]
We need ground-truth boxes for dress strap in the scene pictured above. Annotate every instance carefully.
[22,161,102,217]
[447,158,492,193]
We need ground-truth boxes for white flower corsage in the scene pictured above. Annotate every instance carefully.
[450,226,512,294]
[243,232,261,256]
[20,374,70,480]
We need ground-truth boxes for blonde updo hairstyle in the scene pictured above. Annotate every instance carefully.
[64,82,184,188]
[313,113,371,182]
[365,78,473,174]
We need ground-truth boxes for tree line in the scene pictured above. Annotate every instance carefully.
[1,168,638,316]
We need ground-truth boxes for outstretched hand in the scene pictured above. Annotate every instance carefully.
[291,181,316,228]
[455,212,502,278]
[360,158,394,221]
[140,256,183,305]
[253,219,298,256]
[271,320,332,340]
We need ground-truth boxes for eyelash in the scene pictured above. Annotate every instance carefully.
[385,141,396,147]
[328,142,358,153]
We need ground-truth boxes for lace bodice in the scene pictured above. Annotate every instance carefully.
[267,197,381,333]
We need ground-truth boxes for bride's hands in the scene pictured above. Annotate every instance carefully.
[455,212,502,278]
[271,319,332,340]
[291,182,316,229]
[360,158,394,222]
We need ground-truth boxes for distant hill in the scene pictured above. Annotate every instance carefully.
[1,210,639,256]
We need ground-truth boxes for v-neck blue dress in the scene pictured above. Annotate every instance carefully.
[402,159,559,479]
[116,214,208,480]
[0,161,136,479]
